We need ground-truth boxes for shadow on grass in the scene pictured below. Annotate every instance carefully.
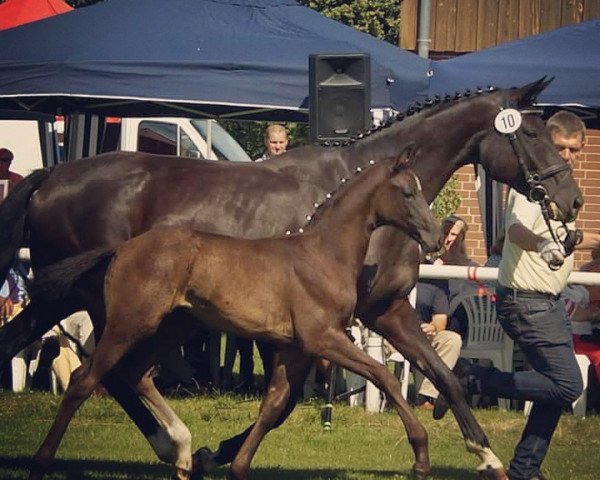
[0,457,480,479]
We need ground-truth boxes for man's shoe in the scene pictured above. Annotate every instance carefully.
[432,359,473,420]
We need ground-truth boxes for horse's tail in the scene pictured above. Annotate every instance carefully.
[0,168,52,281]
[31,247,115,302]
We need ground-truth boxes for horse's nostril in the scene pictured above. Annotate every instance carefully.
[573,196,584,210]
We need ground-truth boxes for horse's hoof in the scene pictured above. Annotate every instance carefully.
[478,466,509,480]
[412,463,430,480]
[192,447,219,475]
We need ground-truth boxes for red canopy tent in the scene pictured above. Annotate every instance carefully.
[0,0,72,30]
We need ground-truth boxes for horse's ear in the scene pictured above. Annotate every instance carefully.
[393,142,420,173]
[513,76,554,108]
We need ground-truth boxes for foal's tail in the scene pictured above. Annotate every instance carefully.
[0,168,51,282]
[32,247,115,302]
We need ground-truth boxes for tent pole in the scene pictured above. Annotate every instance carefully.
[417,0,431,59]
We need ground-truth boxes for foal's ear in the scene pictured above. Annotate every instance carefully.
[393,142,420,173]
[513,76,554,108]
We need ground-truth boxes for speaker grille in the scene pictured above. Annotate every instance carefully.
[309,53,370,142]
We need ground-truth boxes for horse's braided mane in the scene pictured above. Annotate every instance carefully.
[315,85,500,149]
[288,85,501,235]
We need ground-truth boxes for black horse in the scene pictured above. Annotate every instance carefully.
[0,78,582,480]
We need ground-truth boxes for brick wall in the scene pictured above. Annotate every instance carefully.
[455,128,600,269]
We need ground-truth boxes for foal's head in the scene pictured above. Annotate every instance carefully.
[375,145,442,254]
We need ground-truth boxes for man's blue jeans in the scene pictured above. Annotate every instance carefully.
[473,286,583,480]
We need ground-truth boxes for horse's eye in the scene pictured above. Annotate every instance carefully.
[523,129,538,138]
[403,189,414,199]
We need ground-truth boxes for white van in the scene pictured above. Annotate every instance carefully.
[110,117,251,162]
[0,116,251,177]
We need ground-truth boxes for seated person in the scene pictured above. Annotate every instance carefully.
[564,250,600,386]
[430,215,480,339]
[414,279,462,410]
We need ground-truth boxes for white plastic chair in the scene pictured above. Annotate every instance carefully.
[450,286,514,410]
[524,353,591,418]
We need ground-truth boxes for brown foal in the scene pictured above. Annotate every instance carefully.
[29,146,440,480]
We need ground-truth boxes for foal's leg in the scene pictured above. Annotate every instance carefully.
[192,347,312,478]
[228,346,313,480]
[305,326,430,479]
[364,298,506,479]
[29,331,137,480]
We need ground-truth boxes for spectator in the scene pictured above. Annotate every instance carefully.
[435,215,480,338]
[434,110,600,480]
[414,279,462,410]
[0,148,25,328]
[567,249,600,387]
[254,123,289,162]
[0,147,23,191]
[224,124,290,392]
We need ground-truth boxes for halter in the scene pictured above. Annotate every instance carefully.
[496,106,581,266]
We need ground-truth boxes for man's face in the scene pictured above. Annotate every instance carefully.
[265,131,288,157]
[551,131,585,166]
[0,154,11,176]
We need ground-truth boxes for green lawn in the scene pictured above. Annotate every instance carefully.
[0,391,598,479]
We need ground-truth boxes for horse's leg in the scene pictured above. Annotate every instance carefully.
[29,329,137,480]
[305,326,430,479]
[365,298,507,480]
[133,372,192,479]
[228,346,313,480]
[191,347,312,478]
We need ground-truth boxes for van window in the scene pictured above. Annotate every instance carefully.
[192,120,251,162]
[137,121,177,155]
[180,129,203,159]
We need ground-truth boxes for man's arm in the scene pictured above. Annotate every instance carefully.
[507,223,543,251]
[576,231,600,251]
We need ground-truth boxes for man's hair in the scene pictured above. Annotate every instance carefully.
[546,111,586,139]
[0,147,14,161]
[264,123,288,141]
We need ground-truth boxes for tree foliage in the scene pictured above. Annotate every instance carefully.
[431,175,461,220]
[297,0,401,45]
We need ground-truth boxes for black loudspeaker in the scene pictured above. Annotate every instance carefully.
[309,53,371,143]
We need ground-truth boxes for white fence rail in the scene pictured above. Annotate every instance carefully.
[364,264,600,413]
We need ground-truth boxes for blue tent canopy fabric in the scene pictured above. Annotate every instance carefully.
[429,18,600,110]
[0,0,430,120]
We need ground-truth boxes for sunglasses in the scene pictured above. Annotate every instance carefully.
[0,158,11,163]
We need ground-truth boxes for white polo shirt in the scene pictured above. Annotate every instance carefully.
[498,189,575,295]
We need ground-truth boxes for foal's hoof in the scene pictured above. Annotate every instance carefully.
[192,447,219,476]
[478,465,509,480]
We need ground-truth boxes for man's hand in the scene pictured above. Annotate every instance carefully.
[537,239,565,269]
[0,296,14,323]
[420,323,437,341]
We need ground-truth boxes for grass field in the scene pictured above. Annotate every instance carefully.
[0,390,598,479]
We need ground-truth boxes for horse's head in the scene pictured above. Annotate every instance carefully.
[377,145,442,253]
[477,77,583,223]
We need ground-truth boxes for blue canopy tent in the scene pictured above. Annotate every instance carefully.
[0,0,430,121]
[429,18,600,255]
[429,18,600,118]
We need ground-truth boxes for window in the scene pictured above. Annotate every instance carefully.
[137,121,177,155]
